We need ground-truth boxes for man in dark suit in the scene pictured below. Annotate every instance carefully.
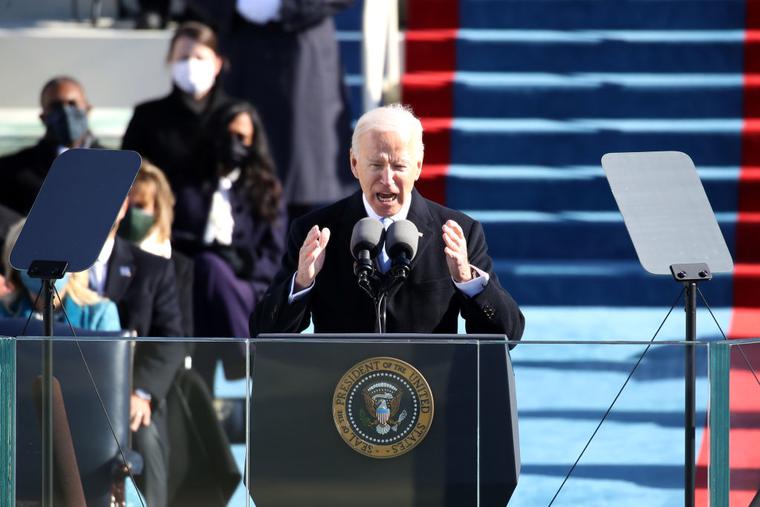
[0,76,104,216]
[90,202,185,507]
[251,104,524,339]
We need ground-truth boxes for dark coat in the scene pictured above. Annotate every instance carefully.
[189,0,356,206]
[169,250,195,338]
[250,190,526,339]
[166,368,240,507]
[172,177,288,299]
[105,238,185,401]
[0,136,104,216]
[121,86,236,189]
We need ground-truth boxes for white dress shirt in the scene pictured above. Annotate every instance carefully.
[203,169,240,246]
[89,237,115,296]
[236,0,281,24]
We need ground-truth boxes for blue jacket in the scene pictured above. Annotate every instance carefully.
[0,293,121,332]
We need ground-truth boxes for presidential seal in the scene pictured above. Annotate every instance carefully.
[332,357,434,459]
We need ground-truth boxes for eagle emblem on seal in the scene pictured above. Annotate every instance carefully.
[362,381,407,435]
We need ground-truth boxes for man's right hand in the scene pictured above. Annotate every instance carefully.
[295,225,331,291]
[0,274,12,299]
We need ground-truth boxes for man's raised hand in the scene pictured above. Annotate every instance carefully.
[295,225,331,290]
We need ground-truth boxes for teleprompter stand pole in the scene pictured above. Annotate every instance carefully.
[671,262,712,507]
[30,260,68,507]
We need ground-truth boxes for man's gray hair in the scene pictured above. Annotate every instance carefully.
[351,104,424,159]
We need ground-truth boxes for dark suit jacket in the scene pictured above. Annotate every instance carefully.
[250,190,525,339]
[0,135,104,216]
[105,238,185,401]
[171,250,195,338]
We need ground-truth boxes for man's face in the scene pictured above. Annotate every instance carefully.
[39,81,91,147]
[350,128,422,217]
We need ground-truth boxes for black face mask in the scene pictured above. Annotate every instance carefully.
[44,103,89,147]
[217,134,252,170]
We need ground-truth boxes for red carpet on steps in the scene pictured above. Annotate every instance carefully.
[698,3,760,505]
[402,0,459,204]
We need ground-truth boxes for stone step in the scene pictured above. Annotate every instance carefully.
[443,165,740,212]
[423,118,743,166]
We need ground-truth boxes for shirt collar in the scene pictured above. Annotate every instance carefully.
[96,237,115,264]
[361,192,412,223]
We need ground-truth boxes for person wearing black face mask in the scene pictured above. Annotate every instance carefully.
[0,76,103,216]
[216,131,252,171]
[172,100,287,391]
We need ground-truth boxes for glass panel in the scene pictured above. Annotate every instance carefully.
[708,340,730,507]
[0,336,14,506]
[247,337,479,506]
[9,336,750,506]
[14,336,251,507]
[495,340,709,507]
[710,338,760,507]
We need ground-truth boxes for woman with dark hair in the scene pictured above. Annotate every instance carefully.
[173,100,287,388]
[122,20,235,189]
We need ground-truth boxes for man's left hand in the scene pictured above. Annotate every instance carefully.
[130,394,152,431]
[442,220,473,283]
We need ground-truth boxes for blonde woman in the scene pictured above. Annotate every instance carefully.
[119,161,175,259]
[0,220,121,331]
[118,161,194,338]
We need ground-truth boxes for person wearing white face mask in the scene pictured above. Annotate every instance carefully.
[122,21,236,191]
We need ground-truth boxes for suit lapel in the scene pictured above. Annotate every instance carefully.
[406,189,435,270]
[104,238,135,303]
[338,191,368,259]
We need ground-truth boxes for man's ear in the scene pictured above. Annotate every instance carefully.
[413,157,423,181]
[349,149,360,180]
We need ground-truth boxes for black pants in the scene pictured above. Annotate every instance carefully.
[134,402,170,507]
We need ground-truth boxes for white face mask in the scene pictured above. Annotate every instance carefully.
[171,58,217,97]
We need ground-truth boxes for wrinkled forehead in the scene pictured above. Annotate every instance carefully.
[357,126,418,159]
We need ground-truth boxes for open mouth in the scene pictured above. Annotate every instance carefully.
[377,193,397,203]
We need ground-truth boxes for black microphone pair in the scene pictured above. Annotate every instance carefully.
[350,217,420,282]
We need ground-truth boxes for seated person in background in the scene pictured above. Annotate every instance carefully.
[173,100,287,389]
[119,161,194,337]
[0,203,22,246]
[89,200,185,507]
[122,21,235,190]
[251,104,525,339]
[0,220,120,331]
[0,76,104,216]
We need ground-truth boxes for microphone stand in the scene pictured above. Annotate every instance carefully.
[355,258,409,333]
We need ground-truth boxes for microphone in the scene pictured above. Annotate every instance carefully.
[385,219,419,279]
[350,217,385,283]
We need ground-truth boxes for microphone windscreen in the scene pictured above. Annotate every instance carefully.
[350,217,384,259]
[386,219,419,260]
